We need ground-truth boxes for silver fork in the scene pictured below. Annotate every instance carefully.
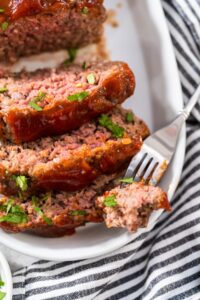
[124,85,200,185]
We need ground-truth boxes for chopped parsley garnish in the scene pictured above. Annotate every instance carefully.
[0,87,8,93]
[82,61,87,70]
[6,199,14,214]
[0,281,4,287]
[67,91,89,102]
[29,91,47,111]
[82,6,89,14]
[0,9,5,13]
[65,48,77,65]
[33,206,52,225]
[0,201,28,224]
[29,101,43,111]
[69,210,87,216]
[99,114,125,138]
[119,177,135,184]
[103,195,117,207]
[43,216,53,225]
[125,112,135,123]
[0,277,5,300]
[0,291,6,300]
[12,175,28,192]
[87,73,95,85]
[1,21,9,31]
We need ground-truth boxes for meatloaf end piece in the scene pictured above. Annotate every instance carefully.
[0,61,135,143]
[97,182,170,232]
[0,107,149,196]
[0,0,106,62]
[0,173,120,237]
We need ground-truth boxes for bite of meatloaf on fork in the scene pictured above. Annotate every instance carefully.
[97,182,171,232]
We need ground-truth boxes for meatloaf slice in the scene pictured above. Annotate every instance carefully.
[0,61,135,143]
[0,107,149,196]
[0,0,106,62]
[0,173,120,237]
[0,175,170,238]
[97,182,170,232]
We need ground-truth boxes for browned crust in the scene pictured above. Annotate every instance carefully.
[0,0,105,21]
[0,135,142,195]
[0,0,106,62]
[1,62,135,143]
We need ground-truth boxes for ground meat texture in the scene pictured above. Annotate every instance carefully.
[0,0,106,62]
[0,173,120,237]
[97,182,170,232]
[0,61,135,143]
[0,107,149,196]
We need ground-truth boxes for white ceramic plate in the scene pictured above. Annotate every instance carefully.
[0,0,185,261]
[0,251,12,300]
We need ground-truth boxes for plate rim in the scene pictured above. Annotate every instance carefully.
[0,0,186,261]
[0,251,13,300]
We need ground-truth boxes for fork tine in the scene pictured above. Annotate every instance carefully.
[142,158,158,184]
[134,155,153,181]
[124,151,147,178]
[149,160,168,186]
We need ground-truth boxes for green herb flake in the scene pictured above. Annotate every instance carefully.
[0,291,6,300]
[0,212,28,224]
[119,177,135,184]
[34,206,43,217]
[43,215,53,225]
[67,91,89,102]
[1,21,9,31]
[13,175,28,192]
[0,9,5,13]
[34,206,52,225]
[99,114,125,138]
[0,87,8,94]
[82,61,87,70]
[87,73,95,85]
[125,112,135,123]
[29,91,46,111]
[6,199,14,214]
[29,101,43,111]
[69,210,87,216]
[65,48,77,65]
[103,195,117,207]
[82,6,89,14]
[0,200,27,224]
[0,281,4,287]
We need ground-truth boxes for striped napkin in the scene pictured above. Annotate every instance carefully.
[13,0,200,299]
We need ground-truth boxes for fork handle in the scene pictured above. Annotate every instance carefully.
[179,84,200,120]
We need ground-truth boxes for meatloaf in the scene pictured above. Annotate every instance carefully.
[0,175,170,237]
[0,61,135,143]
[0,173,120,237]
[0,107,150,196]
[0,0,106,62]
[97,182,170,232]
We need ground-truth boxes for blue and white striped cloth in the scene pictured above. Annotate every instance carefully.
[12,0,200,299]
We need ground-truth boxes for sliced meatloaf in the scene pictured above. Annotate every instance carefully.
[0,175,170,237]
[0,107,150,196]
[0,0,106,62]
[97,182,170,232]
[0,173,120,237]
[0,61,135,143]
